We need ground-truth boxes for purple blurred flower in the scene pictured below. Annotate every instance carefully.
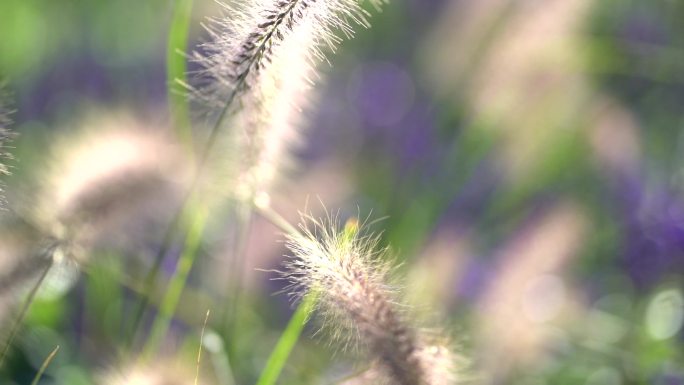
[613,174,684,289]
[348,61,415,129]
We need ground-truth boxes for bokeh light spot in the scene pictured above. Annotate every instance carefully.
[645,288,684,340]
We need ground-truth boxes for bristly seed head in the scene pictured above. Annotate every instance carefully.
[29,113,190,264]
[282,212,457,384]
[194,0,385,108]
[193,0,385,199]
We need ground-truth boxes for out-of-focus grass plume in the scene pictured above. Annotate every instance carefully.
[30,112,190,261]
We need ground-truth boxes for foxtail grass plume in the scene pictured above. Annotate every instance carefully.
[0,216,54,328]
[194,0,385,199]
[283,214,457,385]
[31,112,191,263]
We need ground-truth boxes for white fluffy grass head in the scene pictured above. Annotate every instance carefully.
[282,211,458,384]
[31,112,191,262]
[207,15,318,201]
[283,213,395,346]
[193,0,385,110]
[192,0,385,201]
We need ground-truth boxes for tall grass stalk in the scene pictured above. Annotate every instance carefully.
[126,0,197,351]
[0,251,55,369]
[249,203,315,385]
[195,309,210,385]
[167,0,195,152]
[125,207,184,348]
[221,202,253,364]
[126,0,195,341]
[255,292,317,385]
[143,201,208,358]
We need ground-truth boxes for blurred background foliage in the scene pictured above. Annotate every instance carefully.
[1,0,683,384]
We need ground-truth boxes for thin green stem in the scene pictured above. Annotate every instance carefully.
[168,0,195,152]
[132,0,301,359]
[142,202,208,358]
[30,345,59,385]
[130,0,284,345]
[254,204,298,235]
[195,310,210,385]
[126,0,195,348]
[222,203,252,367]
[125,207,184,349]
[254,293,317,385]
[0,254,54,368]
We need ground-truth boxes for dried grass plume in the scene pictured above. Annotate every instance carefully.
[283,213,457,385]
[193,0,385,199]
[31,112,191,263]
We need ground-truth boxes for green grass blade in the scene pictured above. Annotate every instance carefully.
[0,257,53,368]
[167,0,194,150]
[255,293,317,385]
[143,203,208,358]
[30,345,59,385]
[125,0,195,349]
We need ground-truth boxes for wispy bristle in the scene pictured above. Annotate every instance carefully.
[194,0,385,198]
[283,213,457,384]
[0,216,54,327]
[230,17,317,198]
[0,83,15,206]
[195,0,384,107]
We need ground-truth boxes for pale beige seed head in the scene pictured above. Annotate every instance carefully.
[283,213,458,384]
[195,0,385,201]
[32,112,191,262]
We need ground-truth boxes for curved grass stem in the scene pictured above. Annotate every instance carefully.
[30,345,59,385]
[168,0,195,153]
[142,201,208,359]
[254,292,317,385]
[0,253,54,369]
